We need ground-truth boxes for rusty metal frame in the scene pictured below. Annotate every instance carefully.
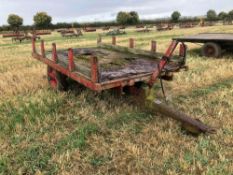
[149,40,179,86]
[32,37,183,91]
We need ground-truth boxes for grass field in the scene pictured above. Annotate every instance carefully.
[0,25,233,175]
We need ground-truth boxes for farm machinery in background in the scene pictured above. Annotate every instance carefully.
[2,30,41,43]
[31,35,216,135]
[105,28,126,36]
[2,29,52,43]
[13,30,42,43]
[60,29,83,38]
[156,23,174,31]
[83,27,97,32]
[137,26,152,33]
[102,26,111,31]
[174,33,233,57]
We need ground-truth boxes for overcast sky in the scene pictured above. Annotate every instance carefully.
[0,0,232,25]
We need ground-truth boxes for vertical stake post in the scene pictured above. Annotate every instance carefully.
[129,38,134,48]
[112,36,116,45]
[52,43,58,63]
[151,40,157,53]
[68,48,75,71]
[97,34,102,44]
[91,56,99,83]
[40,40,45,57]
[32,38,36,53]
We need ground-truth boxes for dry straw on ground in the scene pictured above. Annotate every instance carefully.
[0,25,232,175]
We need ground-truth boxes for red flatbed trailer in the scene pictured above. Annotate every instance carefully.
[174,33,233,57]
[32,37,187,91]
[31,37,215,135]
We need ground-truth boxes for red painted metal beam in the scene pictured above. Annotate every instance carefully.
[52,43,58,63]
[149,40,179,87]
[91,56,99,83]
[99,73,151,90]
[32,53,101,91]
[68,48,75,71]
[40,40,45,58]
[32,38,36,54]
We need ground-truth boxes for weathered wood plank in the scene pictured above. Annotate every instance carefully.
[97,43,162,59]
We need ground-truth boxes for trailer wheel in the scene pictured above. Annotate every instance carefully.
[201,42,222,58]
[47,66,68,91]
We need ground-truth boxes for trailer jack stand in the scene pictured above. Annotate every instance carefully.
[133,86,216,135]
[152,99,216,135]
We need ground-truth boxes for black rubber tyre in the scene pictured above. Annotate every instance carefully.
[47,66,69,91]
[201,42,222,58]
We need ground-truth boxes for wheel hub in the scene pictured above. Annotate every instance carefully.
[206,46,215,56]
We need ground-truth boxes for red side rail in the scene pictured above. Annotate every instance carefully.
[32,38,186,91]
[31,38,157,91]
[32,38,101,91]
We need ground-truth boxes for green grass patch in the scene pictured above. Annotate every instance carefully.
[176,77,233,101]
[55,123,100,152]
[0,144,58,175]
[0,92,65,134]
[106,111,152,130]
[89,155,111,167]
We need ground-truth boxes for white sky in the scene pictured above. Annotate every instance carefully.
[0,0,232,25]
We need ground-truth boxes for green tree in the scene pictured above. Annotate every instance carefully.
[129,11,139,24]
[116,11,140,25]
[207,10,217,21]
[229,10,233,20]
[116,12,130,25]
[33,12,52,28]
[171,11,181,22]
[7,14,23,30]
[218,12,228,20]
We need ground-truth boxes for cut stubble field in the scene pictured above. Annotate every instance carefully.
[0,25,233,175]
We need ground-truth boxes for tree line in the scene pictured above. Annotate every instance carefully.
[7,12,52,31]
[2,9,233,31]
[207,10,233,21]
[171,10,233,22]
